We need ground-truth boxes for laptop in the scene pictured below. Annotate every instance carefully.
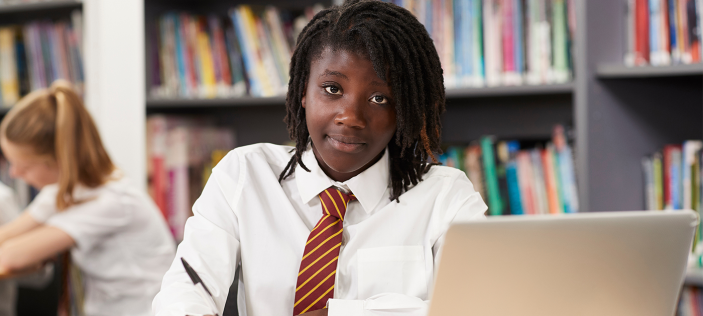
[428,210,698,316]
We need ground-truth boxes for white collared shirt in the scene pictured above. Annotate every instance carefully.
[28,174,176,316]
[153,143,487,316]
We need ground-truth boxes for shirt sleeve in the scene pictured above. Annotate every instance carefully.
[327,170,488,316]
[152,151,242,316]
[38,190,132,251]
[26,185,59,224]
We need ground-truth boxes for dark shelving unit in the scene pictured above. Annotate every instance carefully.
[596,63,703,78]
[0,0,80,14]
[445,83,573,98]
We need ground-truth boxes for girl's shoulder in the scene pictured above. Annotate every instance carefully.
[423,164,470,181]
[215,143,295,174]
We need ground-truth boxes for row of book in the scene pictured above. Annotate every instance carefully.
[678,286,703,316]
[642,141,703,212]
[625,0,703,66]
[150,5,322,99]
[150,0,575,100]
[642,141,703,255]
[386,0,575,87]
[439,125,578,216]
[0,10,84,107]
[146,115,235,241]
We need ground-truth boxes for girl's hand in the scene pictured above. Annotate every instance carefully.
[299,309,329,316]
[0,261,43,280]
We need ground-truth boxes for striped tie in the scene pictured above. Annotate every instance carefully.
[293,187,356,315]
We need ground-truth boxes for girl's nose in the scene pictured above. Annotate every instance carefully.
[334,98,367,129]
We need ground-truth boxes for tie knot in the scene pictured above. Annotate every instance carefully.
[319,187,356,220]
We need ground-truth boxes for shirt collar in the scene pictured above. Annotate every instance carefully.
[295,146,390,214]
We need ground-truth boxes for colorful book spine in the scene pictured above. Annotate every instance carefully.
[506,141,523,214]
[481,136,504,215]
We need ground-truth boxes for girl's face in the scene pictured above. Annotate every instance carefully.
[0,137,59,189]
[302,48,397,182]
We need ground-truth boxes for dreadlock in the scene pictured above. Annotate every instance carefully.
[279,0,446,202]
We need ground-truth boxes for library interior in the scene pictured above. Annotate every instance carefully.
[0,0,701,315]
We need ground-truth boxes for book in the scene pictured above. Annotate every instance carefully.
[146,115,235,241]
[439,125,578,216]
[0,14,83,105]
[629,0,703,65]
[481,136,504,215]
[0,27,19,106]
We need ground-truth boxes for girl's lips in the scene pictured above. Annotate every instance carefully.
[326,135,365,153]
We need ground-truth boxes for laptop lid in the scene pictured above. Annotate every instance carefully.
[428,210,698,316]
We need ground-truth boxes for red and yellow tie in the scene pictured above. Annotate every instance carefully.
[293,187,356,315]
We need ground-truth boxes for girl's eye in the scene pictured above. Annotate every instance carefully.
[371,95,388,104]
[325,86,342,95]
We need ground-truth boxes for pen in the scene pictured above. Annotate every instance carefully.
[181,257,220,316]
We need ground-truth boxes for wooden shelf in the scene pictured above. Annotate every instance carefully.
[146,83,574,110]
[445,83,573,98]
[596,63,703,78]
[147,95,287,109]
[0,0,81,14]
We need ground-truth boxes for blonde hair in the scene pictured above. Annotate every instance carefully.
[0,80,115,210]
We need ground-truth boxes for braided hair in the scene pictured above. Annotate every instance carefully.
[279,0,446,202]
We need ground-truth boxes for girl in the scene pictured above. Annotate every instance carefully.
[153,1,487,316]
[0,80,175,316]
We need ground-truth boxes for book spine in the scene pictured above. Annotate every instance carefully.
[516,151,535,214]
[196,20,217,98]
[506,158,523,214]
[473,0,485,85]
[650,0,662,65]
[0,27,19,106]
[653,152,664,210]
[224,21,247,96]
[643,156,655,210]
[174,15,188,97]
[670,0,681,62]
[688,0,701,62]
[679,0,691,62]
[542,145,561,213]
[514,0,525,82]
[481,136,504,215]
[231,7,262,97]
[635,0,651,65]
[672,148,683,209]
[531,149,549,214]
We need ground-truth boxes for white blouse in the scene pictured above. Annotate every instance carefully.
[28,174,175,316]
[153,143,487,316]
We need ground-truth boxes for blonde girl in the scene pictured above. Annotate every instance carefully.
[0,80,175,316]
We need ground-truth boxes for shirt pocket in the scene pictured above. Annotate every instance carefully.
[356,246,427,299]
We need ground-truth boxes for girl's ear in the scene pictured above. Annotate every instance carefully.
[301,95,306,108]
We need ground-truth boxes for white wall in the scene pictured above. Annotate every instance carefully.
[83,0,146,191]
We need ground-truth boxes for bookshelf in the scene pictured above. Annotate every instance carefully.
[577,0,703,213]
[142,0,700,313]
